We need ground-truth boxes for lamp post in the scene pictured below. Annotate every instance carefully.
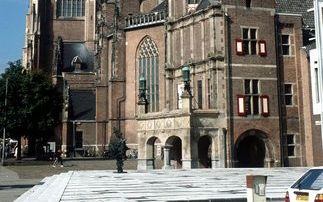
[182,65,191,93]
[2,78,8,165]
[314,0,323,149]
[72,121,76,158]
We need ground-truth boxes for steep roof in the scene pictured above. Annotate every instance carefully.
[275,0,314,28]
[151,1,167,12]
[196,0,220,11]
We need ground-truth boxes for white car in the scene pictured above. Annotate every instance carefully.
[285,167,323,202]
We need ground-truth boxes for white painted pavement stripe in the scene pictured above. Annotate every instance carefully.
[16,168,309,202]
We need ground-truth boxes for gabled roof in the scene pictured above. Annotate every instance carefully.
[275,0,314,28]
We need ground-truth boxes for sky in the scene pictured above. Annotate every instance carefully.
[0,0,29,73]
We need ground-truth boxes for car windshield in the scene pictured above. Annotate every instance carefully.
[291,169,323,190]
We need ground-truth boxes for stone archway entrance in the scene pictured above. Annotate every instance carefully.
[235,130,267,168]
[198,135,212,168]
[146,136,162,169]
[166,136,182,169]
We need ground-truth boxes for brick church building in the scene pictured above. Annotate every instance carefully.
[23,0,323,169]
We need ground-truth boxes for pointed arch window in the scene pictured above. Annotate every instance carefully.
[138,37,159,112]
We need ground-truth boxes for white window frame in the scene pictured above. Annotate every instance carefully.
[244,79,260,115]
[281,34,291,56]
[310,49,321,114]
[241,27,258,55]
[284,83,293,106]
[286,133,296,158]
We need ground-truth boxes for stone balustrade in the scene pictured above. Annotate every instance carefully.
[125,11,166,29]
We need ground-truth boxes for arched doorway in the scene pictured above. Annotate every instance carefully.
[198,135,212,168]
[146,136,162,169]
[166,136,182,169]
[235,130,266,167]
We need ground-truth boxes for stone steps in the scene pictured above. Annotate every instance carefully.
[15,171,73,202]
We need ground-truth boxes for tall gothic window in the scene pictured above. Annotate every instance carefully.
[57,0,85,17]
[138,37,159,112]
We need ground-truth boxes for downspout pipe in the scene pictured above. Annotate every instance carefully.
[224,12,234,168]
[274,15,285,167]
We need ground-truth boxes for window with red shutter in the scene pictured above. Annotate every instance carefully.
[261,95,269,117]
[237,95,246,116]
[259,40,267,57]
[236,39,244,56]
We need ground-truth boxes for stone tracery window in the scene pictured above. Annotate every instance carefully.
[138,37,159,112]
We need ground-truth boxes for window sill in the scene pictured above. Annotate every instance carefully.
[287,156,297,159]
[56,17,85,21]
[286,105,297,107]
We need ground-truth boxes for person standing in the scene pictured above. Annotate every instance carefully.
[52,150,64,167]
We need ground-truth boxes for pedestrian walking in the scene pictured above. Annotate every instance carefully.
[52,150,64,167]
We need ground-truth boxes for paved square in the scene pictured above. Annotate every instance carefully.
[16,168,308,202]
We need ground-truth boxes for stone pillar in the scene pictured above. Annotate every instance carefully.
[181,92,192,113]
[61,121,69,157]
[163,145,173,169]
[210,128,226,168]
[217,128,227,168]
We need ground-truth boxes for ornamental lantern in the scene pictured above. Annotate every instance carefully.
[139,75,146,101]
[182,65,190,92]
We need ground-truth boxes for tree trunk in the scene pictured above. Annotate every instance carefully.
[16,137,22,160]
[28,136,36,156]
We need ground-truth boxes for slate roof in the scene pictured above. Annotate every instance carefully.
[151,1,166,12]
[275,0,314,28]
[62,43,94,72]
[196,0,220,11]
[70,90,96,120]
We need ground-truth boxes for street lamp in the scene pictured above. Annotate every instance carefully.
[182,65,190,92]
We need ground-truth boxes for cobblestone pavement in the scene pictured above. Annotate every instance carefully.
[15,167,309,202]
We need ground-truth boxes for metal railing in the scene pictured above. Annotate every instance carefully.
[125,11,166,29]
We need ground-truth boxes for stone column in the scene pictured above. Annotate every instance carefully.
[61,121,69,157]
[163,145,173,169]
[181,91,192,113]
[212,128,226,168]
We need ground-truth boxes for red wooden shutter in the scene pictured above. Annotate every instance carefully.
[261,95,269,117]
[237,95,246,116]
[236,39,244,56]
[258,40,267,57]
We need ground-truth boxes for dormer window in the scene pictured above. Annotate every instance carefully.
[71,56,82,72]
